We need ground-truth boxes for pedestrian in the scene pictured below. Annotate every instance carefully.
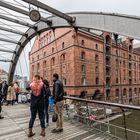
[6,83,16,105]
[0,81,4,119]
[1,81,8,103]
[26,75,45,137]
[14,82,19,104]
[51,73,64,133]
[43,79,51,127]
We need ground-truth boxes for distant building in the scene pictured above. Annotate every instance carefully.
[0,69,8,82]
[29,27,140,104]
[13,75,29,90]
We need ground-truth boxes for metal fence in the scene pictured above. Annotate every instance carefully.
[63,96,140,140]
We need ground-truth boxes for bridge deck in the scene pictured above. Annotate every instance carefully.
[0,104,119,140]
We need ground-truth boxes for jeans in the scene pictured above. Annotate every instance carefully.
[29,105,45,128]
[44,102,49,124]
[16,93,19,103]
[55,100,64,129]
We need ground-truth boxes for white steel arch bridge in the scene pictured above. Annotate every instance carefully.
[0,0,140,83]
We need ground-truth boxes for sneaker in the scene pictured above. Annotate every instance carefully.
[51,128,63,133]
[51,129,58,133]
[57,128,63,132]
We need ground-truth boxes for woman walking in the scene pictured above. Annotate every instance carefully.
[6,83,16,105]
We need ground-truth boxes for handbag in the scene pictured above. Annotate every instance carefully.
[52,112,58,122]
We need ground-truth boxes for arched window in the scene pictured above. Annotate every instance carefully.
[129,45,132,52]
[49,31,52,42]
[116,88,119,97]
[51,57,55,66]
[116,78,118,83]
[81,77,86,85]
[32,57,34,62]
[52,47,54,53]
[116,59,118,66]
[134,88,137,96]
[46,33,49,43]
[81,65,86,73]
[37,63,40,75]
[63,78,67,85]
[62,42,65,49]
[106,35,111,45]
[37,55,39,60]
[81,40,85,47]
[96,77,99,85]
[123,53,125,57]
[95,44,98,50]
[116,50,118,55]
[61,54,66,63]
[123,88,127,97]
[134,63,136,69]
[95,54,99,62]
[43,61,47,68]
[95,66,98,73]
[81,51,85,60]
[123,61,126,67]
[44,35,46,46]
[44,52,46,57]
[45,35,48,45]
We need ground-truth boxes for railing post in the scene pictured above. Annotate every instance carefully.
[121,108,128,140]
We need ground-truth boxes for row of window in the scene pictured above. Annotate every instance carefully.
[39,31,52,48]
[115,88,140,97]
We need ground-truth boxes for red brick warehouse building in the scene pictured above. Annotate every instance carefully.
[29,27,140,103]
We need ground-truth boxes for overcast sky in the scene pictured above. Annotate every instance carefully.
[1,0,140,78]
[40,0,140,16]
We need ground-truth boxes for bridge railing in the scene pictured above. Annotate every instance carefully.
[63,96,140,140]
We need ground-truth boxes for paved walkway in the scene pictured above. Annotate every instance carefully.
[0,104,119,140]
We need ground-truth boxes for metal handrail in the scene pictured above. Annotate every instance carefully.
[64,96,140,110]
[64,96,140,139]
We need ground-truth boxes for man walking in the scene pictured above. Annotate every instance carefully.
[26,75,45,137]
[1,81,8,103]
[51,73,64,133]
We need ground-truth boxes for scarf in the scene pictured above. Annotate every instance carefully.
[30,80,43,96]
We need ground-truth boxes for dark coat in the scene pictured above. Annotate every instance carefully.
[53,80,64,103]
[43,84,51,103]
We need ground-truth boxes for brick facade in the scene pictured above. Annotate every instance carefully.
[29,28,140,103]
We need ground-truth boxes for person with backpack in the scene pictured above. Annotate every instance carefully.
[51,73,64,133]
[42,79,51,127]
[26,75,45,137]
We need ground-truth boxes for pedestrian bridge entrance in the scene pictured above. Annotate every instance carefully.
[1,1,140,140]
